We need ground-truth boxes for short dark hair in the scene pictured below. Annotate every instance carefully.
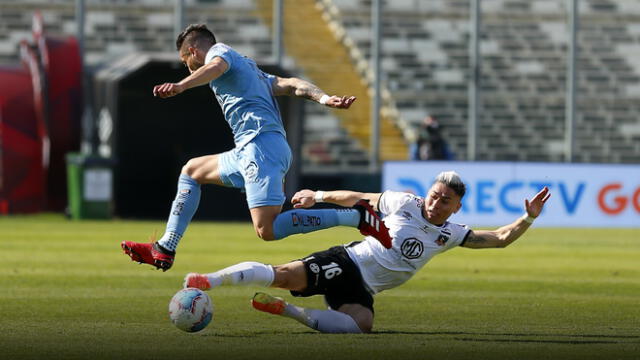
[176,24,216,51]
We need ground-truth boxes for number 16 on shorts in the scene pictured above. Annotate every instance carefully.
[322,262,342,279]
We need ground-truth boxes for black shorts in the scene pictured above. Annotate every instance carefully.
[291,245,374,313]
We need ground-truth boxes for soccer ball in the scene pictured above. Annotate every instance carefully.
[168,288,213,332]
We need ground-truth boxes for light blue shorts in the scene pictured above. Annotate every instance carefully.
[218,132,292,208]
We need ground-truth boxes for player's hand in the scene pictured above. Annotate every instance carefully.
[153,82,185,98]
[324,95,356,109]
[525,186,551,218]
[291,189,316,208]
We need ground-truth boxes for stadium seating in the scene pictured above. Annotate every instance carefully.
[332,0,640,163]
[1,0,639,168]
[254,0,410,170]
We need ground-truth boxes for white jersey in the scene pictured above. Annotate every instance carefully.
[346,191,470,294]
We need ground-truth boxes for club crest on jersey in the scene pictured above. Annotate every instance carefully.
[435,234,450,246]
[244,161,259,182]
[400,238,424,259]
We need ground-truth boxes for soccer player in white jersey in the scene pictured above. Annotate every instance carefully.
[183,171,551,333]
[121,24,391,271]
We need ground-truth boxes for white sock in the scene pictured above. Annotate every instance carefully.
[282,304,362,333]
[206,262,275,288]
[157,232,180,252]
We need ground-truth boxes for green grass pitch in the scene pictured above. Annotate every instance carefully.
[1,214,638,360]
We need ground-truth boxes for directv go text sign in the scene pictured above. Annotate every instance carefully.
[382,162,640,227]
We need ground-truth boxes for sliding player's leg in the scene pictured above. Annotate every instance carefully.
[183,258,306,292]
[184,261,277,290]
[252,248,373,333]
[251,292,370,333]
[184,257,370,333]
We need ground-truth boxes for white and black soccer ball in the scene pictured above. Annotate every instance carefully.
[168,288,213,332]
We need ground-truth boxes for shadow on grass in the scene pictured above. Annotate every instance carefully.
[373,330,640,345]
[201,330,317,338]
[201,329,639,345]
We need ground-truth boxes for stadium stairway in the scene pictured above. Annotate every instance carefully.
[254,0,409,162]
[6,1,637,164]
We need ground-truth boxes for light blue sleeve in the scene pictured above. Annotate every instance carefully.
[205,44,233,74]
[260,70,277,92]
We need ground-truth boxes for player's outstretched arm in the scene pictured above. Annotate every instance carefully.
[291,189,382,210]
[153,57,228,98]
[271,76,356,109]
[462,187,551,249]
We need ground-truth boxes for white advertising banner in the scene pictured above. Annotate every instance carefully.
[382,161,640,227]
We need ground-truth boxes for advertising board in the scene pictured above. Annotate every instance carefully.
[382,162,640,227]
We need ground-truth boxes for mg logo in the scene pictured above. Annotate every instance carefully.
[400,238,424,259]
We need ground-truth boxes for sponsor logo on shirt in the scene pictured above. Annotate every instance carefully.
[400,237,424,259]
[309,263,320,274]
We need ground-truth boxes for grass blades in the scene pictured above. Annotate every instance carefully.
[0,215,638,360]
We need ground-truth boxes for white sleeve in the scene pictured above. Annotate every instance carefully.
[449,224,471,248]
[377,191,416,216]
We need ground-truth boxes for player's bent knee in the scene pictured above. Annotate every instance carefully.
[272,263,306,291]
[253,220,277,241]
[356,318,373,333]
[181,160,201,181]
[255,226,276,241]
[339,304,374,333]
[350,311,373,333]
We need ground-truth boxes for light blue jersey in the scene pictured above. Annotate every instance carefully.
[153,41,360,251]
[205,43,286,148]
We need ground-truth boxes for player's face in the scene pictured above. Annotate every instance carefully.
[423,182,462,225]
[179,47,204,73]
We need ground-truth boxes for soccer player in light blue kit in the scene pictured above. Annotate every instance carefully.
[122,24,391,271]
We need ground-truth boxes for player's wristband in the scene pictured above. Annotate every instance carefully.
[319,95,330,105]
[521,213,536,224]
[314,191,325,203]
